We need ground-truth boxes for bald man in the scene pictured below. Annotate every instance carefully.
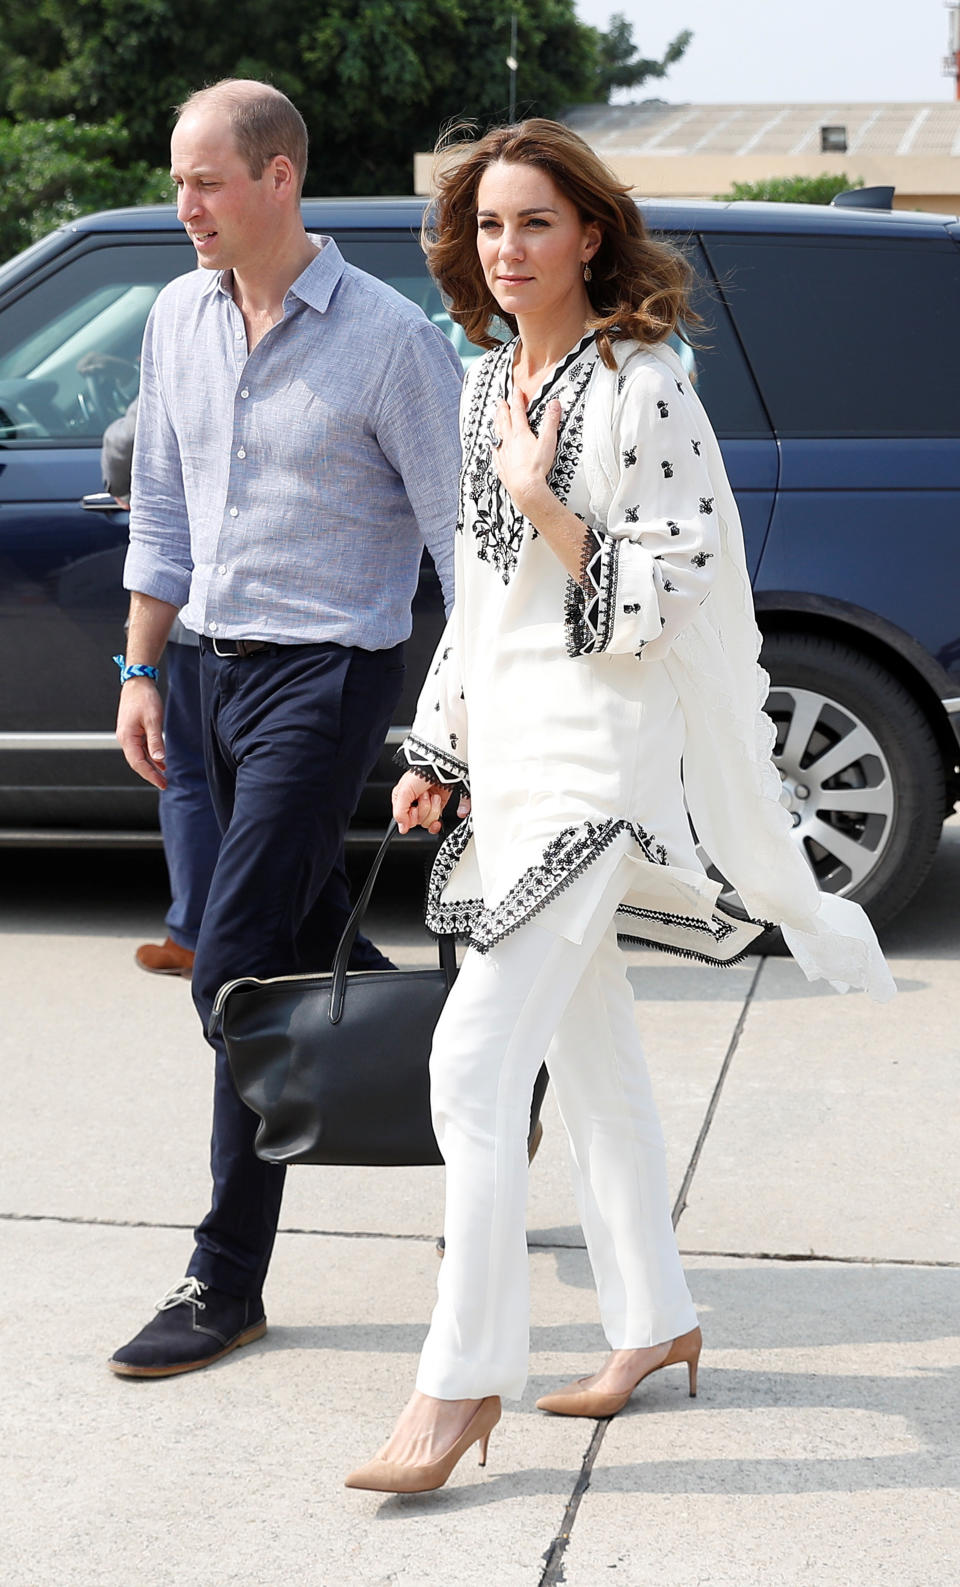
[112,80,462,1377]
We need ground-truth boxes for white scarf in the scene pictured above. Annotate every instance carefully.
[583,339,896,1000]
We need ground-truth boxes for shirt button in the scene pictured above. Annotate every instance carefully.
[229,506,239,517]
[219,564,228,575]
[236,447,246,459]
[208,620,218,632]
[235,331,244,341]
[240,388,249,399]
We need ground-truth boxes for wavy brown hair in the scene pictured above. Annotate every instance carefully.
[422,118,700,370]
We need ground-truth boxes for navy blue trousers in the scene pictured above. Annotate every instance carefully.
[159,641,220,951]
[188,640,404,1298]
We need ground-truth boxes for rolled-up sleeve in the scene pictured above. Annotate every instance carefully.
[122,303,193,607]
[375,321,462,617]
[564,360,719,660]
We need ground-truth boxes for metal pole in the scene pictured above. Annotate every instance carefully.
[507,13,518,121]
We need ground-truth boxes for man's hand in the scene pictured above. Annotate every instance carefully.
[392,770,452,835]
[116,678,167,790]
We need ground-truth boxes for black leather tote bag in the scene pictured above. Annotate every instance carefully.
[210,821,455,1166]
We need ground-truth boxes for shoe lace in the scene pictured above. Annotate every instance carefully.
[155,1277,208,1314]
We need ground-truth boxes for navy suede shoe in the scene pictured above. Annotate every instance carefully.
[109,1277,266,1378]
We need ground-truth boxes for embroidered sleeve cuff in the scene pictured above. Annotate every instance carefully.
[402,734,469,788]
[564,526,620,656]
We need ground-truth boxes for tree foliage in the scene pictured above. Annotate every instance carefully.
[592,15,692,100]
[716,174,864,205]
[0,0,692,199]
[0,117,169,262]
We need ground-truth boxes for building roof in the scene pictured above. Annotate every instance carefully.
[564,101,960,161]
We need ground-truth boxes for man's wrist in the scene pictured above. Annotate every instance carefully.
[113,654,160,686]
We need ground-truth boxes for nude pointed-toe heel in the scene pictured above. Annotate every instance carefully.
[536,1326,702,1417]
[344,1396,502,1494]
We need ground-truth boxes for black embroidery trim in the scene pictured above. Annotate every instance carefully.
[525,330,598,423]
[691,551,714,567]
[545,360,594,505]
[615,932,757,969]
[617,902,735,941]
[460,338,598,585]
[425,815,669,953]
[402,733,468,787]
[564,526,619,656]
[615,901,774,966]
[622,446,637,466]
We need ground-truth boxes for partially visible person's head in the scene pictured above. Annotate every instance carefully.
[171,79,308,271]
[424,118,699,366]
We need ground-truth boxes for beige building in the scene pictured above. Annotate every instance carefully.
[415,101,960,213]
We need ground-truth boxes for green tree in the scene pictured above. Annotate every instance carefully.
[0,116,168,262]
[715,173,864,205]
[0,0,692,196]
[591,13,692,100]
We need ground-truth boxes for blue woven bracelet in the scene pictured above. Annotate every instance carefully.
[113,653,159,685]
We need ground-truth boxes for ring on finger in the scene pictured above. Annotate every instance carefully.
[490,434,503,449]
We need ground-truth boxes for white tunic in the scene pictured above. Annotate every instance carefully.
[403,332,895,999]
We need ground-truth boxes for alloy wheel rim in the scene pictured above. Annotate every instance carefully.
[767,684,895,894]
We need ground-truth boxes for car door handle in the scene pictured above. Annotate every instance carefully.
[82,492,126,512]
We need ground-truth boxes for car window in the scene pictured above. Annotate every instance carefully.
[671,236,770,438]
[0,241,192,443]
[331,231,489,369]
[701,234,960,438]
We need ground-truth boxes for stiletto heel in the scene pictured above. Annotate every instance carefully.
[345,1396,501,1494]
[536,1326,702,1417]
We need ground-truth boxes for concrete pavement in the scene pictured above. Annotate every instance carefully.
[1,821,958,1586]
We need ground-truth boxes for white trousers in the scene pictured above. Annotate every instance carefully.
[416,859,699,1402]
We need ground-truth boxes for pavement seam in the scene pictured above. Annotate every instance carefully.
[538,1420,607,1587]
[678,1246,960,1267]
[533,962,767,1584]
[670,955,765,1229]
[5,1213,956,1268]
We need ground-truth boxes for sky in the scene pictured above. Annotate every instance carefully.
[573,0,956,103]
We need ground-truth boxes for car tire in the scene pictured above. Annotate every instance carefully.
[754,631,945,946]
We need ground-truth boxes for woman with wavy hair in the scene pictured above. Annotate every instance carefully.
[345,119,893,1495]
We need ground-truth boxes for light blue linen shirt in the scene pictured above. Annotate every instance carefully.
[123,236,462,647]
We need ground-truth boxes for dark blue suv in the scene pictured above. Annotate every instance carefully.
[0,196,958,931]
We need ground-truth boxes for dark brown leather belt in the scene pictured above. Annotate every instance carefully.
[203,636,273,658]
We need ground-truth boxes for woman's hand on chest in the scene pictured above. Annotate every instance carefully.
[492,388,560,516]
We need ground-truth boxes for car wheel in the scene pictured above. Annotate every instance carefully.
[757,631,945,937]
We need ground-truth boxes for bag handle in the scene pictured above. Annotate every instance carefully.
[328,819,458,1023]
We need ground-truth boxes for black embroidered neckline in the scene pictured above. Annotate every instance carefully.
[460,339,599,585]
[506,330,599,423]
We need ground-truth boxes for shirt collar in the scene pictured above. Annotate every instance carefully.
[210,234,346,315]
